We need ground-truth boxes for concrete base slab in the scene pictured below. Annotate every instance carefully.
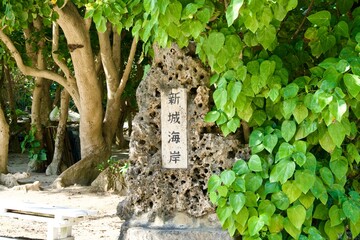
[121,226,232,240]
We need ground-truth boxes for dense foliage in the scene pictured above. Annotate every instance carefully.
[114,0,360,239]
[1,0,360,238]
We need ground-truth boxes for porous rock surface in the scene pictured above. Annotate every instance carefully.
[118,44,250,221]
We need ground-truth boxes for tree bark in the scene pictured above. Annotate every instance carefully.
[0,104,9,174]
[55,3,106,156]
[4,63,17,125]
[46,90,70,175]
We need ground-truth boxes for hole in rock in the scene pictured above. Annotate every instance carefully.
[227,151,235,159]
[157,62,164,69]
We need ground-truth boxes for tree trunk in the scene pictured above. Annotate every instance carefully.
[4,63,17,126]
[115,99,128,148]
[40,80,52,126]
[53,145,111,187]
[0,105,9,174]
[46,90,70,175]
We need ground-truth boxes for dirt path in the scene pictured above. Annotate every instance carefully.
[0,154,124,240]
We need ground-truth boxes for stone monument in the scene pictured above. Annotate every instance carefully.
[117,44,250,240]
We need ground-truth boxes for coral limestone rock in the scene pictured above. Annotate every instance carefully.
[118,45,249,236]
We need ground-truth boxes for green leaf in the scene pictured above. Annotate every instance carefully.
[252,110,267,126]
[350,219,360,239]
[287,205,306,229]
[232,160,250,175]
[260,60,276,81]
[269,214,284,234]
[344,73,360,98]
[313,203,329,220]
[269,88,280,102]
[245,173,263,192]
[196,8,211,23]
[257,25,277,50]
[284,217,301,239]
[307,10,331,27]
[208,32,225,54]
[221,170,236,187]
[299,192,315,209]
[229,192,246,214]
[347,143,360,164]
[335,21,349,39]
[249,129,264,148]
[97,16,107,33]
[329,100,347,123]
[329,205,344,227]
[276,142,294,161]
[328,122,346,148]
[293,152,306,167]
[343,200,360,223]
[264,134,278,153]
[204,111,220,122]
[330,156,348,180]
[166,1,182,23]
[232,177,246,192]
[311,177,328,205]
[281,120,296,142]
[294,141,307,153]
[319,167,334,186]
[283,83,299,100]
[226,0,244,26]
[324,220,345,240]
[270,160,296,184]
[308,227,325,240]
[282,181,302,203]
[217,185,228,197]
[248,155,263,172]
[213,88,227,109]
[293,104,308,124]
[209,191,218,204]
[251,75,264,94]
[294,169,316,194]
[319,129,336,153]
[216,206,233,225]
[227,81,242,102]
[271,191,290,210]
[227,117,241,133]
[282,98,298,119]
[208,175,221,192]
[216,112,227,125]
[336,0,354,14]
[248,216,265,236]
[259,200,276,218]
[295,120,317,140]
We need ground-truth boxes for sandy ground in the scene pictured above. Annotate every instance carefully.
[0,154,125,240]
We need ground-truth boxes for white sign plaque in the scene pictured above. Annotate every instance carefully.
[161,88,188,168]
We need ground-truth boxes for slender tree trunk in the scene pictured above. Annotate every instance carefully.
[4,63,17,126]
[115,99,128,148]
[46,90,70,175]
[40,80,52,126]
[0,104,9,174]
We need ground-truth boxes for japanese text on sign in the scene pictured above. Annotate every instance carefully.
[161,88,188,168]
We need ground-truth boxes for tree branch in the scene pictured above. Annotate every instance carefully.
[98,24,119,98]
[291,0,315,40]
[52,22,81,110]
[115,37,137,99]
[0,28,80,107]
[112,26,121,71]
